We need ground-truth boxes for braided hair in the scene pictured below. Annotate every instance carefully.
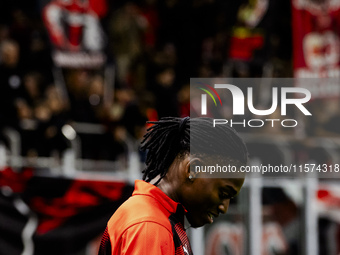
[140,117,248,185]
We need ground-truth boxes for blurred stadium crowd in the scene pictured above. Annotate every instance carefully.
[0,0,296,160]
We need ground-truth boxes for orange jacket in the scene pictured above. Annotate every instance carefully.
[98,180,193,255]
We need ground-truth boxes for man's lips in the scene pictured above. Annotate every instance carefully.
[207,212,219,223]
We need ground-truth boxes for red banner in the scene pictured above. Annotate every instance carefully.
[292,0,340,79]
[0,167,133,255]
[42,0,107,68]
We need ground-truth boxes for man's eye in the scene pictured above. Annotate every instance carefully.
[220,192,232,200]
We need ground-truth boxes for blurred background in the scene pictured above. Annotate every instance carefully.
[0,0,340,254]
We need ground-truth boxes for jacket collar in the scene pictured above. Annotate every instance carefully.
[133,180,185,214]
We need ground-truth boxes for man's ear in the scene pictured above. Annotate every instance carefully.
[185,157,203,180]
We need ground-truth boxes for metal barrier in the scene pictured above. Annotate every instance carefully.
[0,124,142,181]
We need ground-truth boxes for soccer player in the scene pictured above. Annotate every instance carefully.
[99,117,248,255]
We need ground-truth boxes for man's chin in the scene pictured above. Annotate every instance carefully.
[186,214,205,228]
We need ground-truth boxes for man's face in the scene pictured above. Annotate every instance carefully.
[181,176,244,228]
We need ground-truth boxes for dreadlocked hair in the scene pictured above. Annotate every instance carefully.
[140,117,248,185]
[141,117,190,185]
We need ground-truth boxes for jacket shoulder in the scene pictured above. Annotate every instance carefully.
[107,194,173,237]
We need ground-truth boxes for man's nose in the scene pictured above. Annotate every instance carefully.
[218,199,230,214]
